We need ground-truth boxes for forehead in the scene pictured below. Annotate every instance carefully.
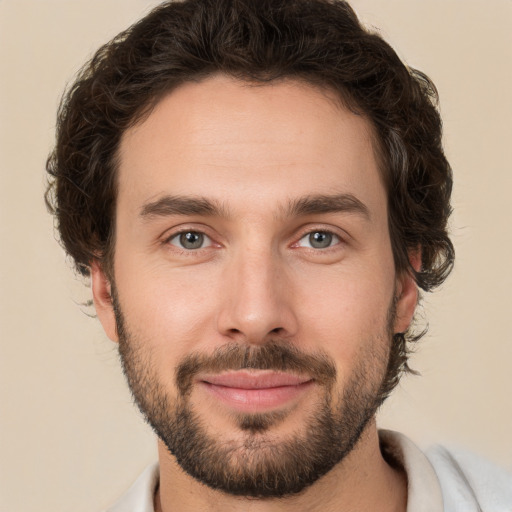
[117,75,385,218]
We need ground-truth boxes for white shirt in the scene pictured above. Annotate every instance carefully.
[106,430,512,512]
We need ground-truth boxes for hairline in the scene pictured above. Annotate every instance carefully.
[101,72,393,282]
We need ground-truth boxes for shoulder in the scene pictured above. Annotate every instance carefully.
[104,463,159,512]
[379,430,512,512]
[426,444,512,512]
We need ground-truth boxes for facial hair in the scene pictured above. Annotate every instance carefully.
[113,291,400,498]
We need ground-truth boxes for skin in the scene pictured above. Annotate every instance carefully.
[92,75,418,511]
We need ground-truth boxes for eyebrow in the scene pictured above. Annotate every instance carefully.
[285,193,370,220]
[139,193,370,221]
[140,195,229,220]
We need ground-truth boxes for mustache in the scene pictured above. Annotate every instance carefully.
[175,341,337,395]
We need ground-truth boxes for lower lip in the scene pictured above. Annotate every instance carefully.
[200,380,314,412]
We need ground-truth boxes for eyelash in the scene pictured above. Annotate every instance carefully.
[294,229,342,250]
[162,226,345,253]
[165,229,215,251]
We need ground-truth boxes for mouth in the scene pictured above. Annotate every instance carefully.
[198,370,315,412]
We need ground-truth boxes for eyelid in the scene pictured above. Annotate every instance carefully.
[168,231,213,249]
[291,225,347,247]
[296,230,341,249]
[162,224,221,251]
[160,224,347,253]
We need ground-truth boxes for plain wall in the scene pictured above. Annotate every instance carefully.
[0,1,511,511]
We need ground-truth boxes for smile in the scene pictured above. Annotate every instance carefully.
[198,371,315,412]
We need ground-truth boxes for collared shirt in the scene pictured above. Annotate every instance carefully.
[106,430,512,512]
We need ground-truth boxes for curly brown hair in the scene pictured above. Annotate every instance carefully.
[46,0,454,292]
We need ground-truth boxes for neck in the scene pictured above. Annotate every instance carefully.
[154,421,407,512]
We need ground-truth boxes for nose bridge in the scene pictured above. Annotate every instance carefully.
[217,241,297,343]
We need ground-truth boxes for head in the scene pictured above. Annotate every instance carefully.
[46,0,454,498]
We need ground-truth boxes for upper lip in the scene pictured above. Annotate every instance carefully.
[200,370,312,389]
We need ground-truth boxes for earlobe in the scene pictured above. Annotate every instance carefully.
[91,260,119,342]
[394,249,421,334]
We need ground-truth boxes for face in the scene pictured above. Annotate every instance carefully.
[92,75,417,497]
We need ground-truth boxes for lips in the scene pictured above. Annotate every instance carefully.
[202,371,311,389]
[198,370,314,412]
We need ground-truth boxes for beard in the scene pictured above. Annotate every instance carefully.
[113,290,402,498]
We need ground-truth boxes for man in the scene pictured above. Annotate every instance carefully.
[45,0,512,510]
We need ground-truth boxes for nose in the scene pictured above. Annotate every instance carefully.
[216,247,298,345]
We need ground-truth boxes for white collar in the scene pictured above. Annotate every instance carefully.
[107,431,444,512]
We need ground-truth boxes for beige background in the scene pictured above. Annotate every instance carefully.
[1,1,511,511]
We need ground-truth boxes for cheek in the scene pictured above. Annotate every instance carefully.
[114,263,221,382]
[293,264,395,361]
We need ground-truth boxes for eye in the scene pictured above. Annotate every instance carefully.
[168,231,212,250]
[297,230,341,249]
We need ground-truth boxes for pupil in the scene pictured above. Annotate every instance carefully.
[180,232,203,249]
[310,231,332,248]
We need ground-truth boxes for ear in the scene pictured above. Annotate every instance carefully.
[91,260,119,342]
[393,249,421,334]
